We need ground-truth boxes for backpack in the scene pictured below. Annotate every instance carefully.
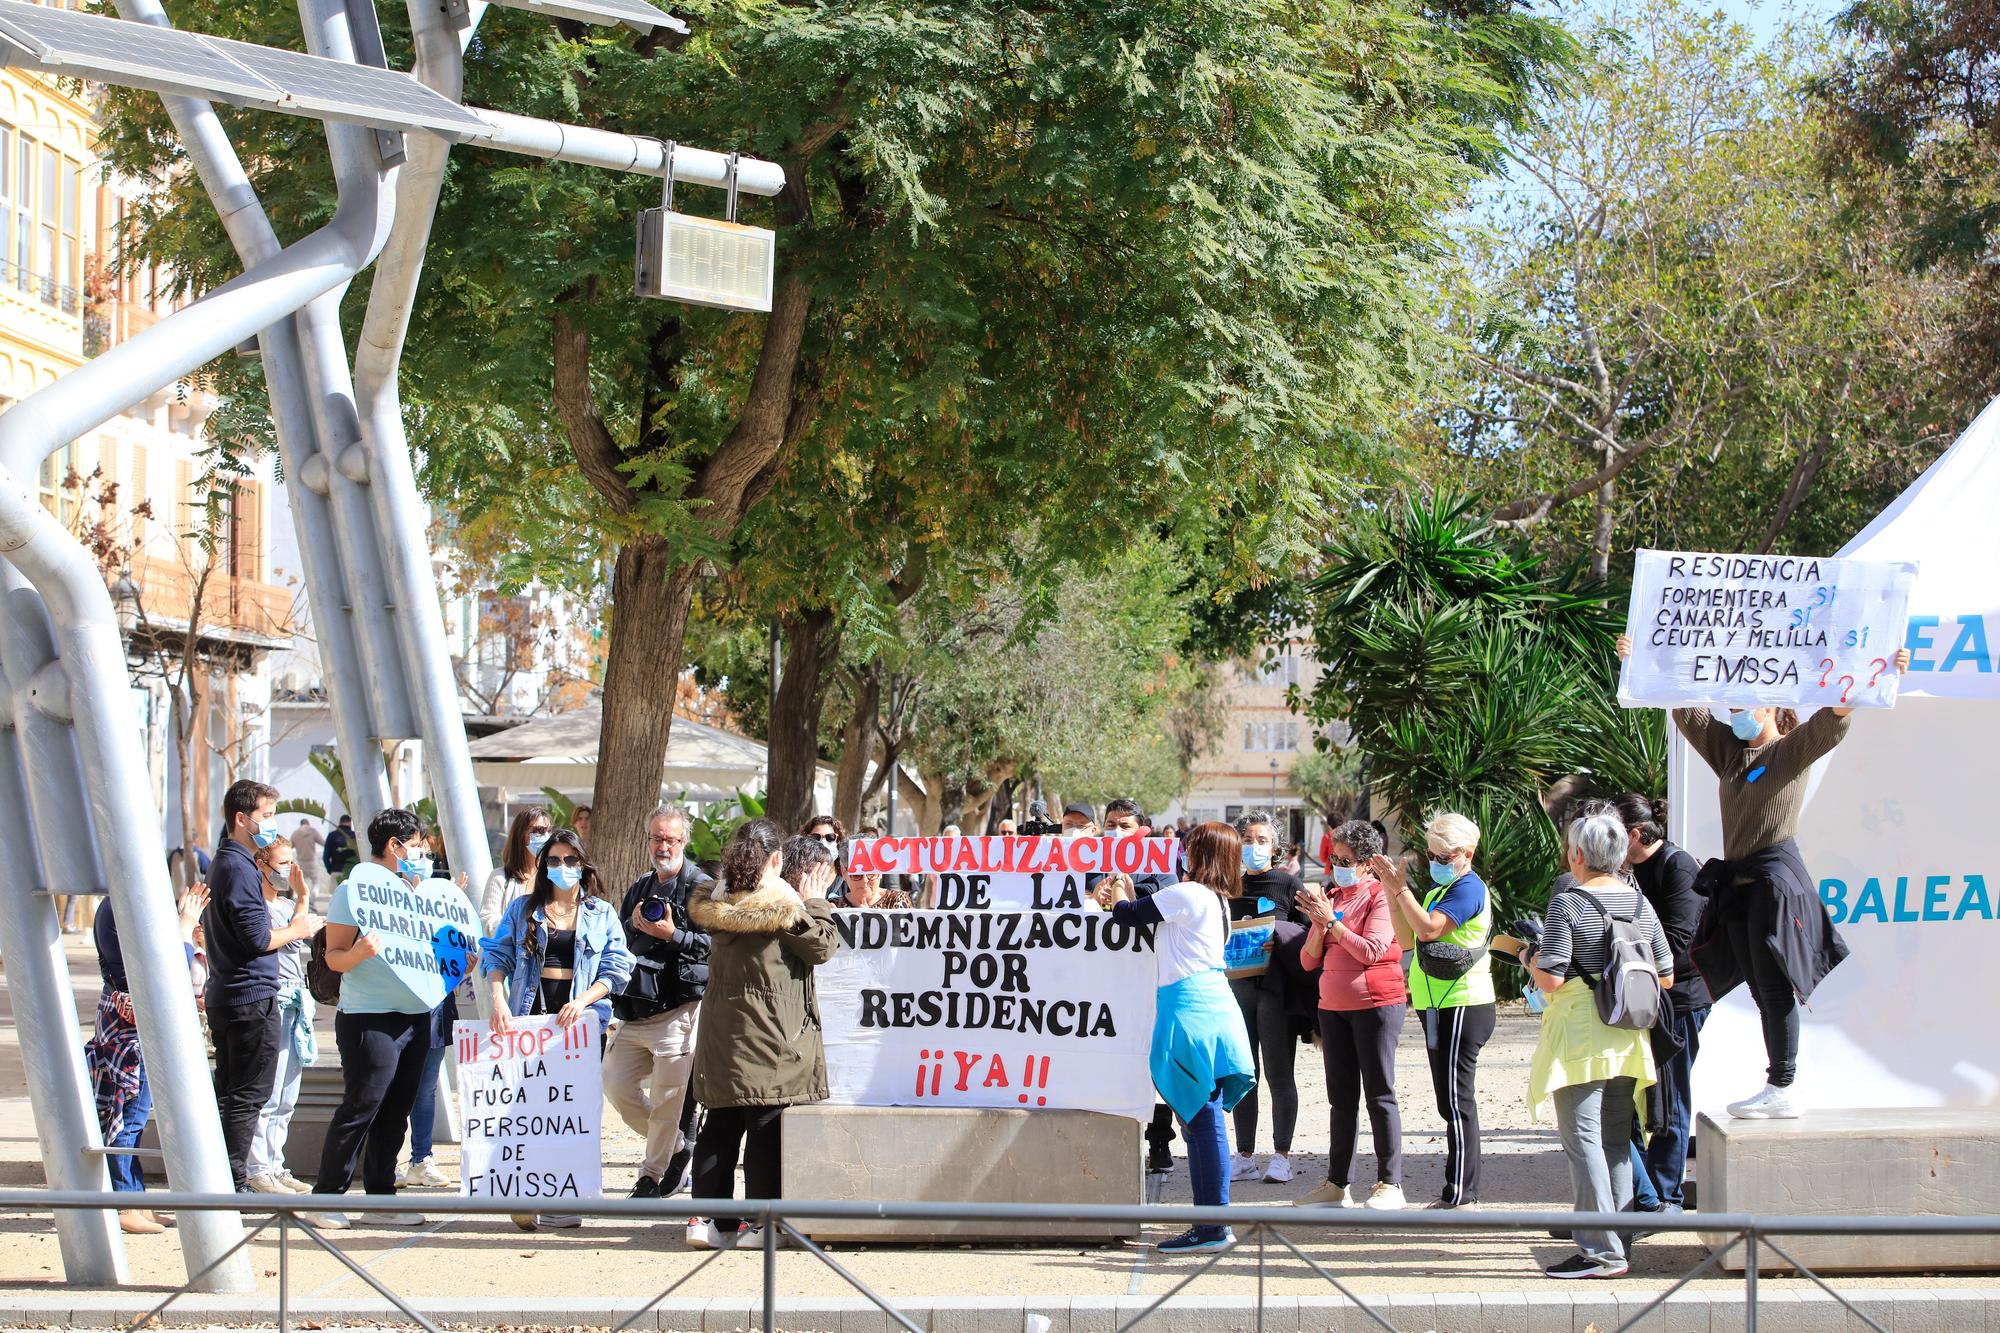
[1563,887,1664,1031]
[306,926,342,1006]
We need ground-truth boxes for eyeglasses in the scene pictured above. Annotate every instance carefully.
[1327,855,1356,868]
[650,835,686,847]
[1427,849,1459,862]
[547,854,583,868]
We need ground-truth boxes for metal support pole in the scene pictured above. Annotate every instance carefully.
[762,1206,777,1333]
[278,1211,289,1333]
[1745,1225,1758,1333]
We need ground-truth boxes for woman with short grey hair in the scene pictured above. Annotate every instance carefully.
[1525,804,1674,1279]
[1227,810,1305,1184]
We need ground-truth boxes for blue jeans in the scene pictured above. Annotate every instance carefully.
[1642,1003,1708,1208]
[1181,1094,1230,1241]
[406,1042,449,1165]
[107,1065,153,1193]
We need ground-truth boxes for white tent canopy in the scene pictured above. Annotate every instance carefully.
[469,702,838,810]
[1671,395,2000,1114]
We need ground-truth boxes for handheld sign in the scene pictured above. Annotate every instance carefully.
[456,1015,603,1203]
[330,864,478,1010]
[817,909,1158,1121]
[845,835,1180,911]
[1223,914,1275,979]
[1620,550,1918,711]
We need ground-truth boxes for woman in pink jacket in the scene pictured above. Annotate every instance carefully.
[1296,820,1407,1210]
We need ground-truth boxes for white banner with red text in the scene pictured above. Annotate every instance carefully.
[844,835,1179,910]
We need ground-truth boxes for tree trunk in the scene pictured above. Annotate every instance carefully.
[1757,432,1837,554]
[765,607,840,832]
[832,666,880,831]
[1589,444,1616,583]
[985,777,1018,832]
[589,537,700,890]
[171,683,197,881]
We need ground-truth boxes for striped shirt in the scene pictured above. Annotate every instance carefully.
[1538,876,1670,982]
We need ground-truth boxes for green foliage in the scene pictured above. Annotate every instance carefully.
[679,789,768,865]
[1288,746,1366,821]
[1302,493,1663,926]
[538,787,578,827]
[273,798,327,820]
[307,748,353,820]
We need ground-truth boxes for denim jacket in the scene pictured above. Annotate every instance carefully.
[480,894,634,1031]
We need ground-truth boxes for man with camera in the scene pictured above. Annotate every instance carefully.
[605,805,712,1198]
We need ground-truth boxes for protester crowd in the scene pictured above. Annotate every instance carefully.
[84,642,1894,1273]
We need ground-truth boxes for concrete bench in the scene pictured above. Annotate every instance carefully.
[1697,1107,2000,1272]
[780,1105,1141,1243]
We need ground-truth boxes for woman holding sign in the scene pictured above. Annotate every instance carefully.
[1111,822,1256,1255]
[482,828,634,1230]
[1614,636,1909,1119]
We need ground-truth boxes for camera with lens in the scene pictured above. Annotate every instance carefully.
[1018,798,1060,838]
[639,890,672,924]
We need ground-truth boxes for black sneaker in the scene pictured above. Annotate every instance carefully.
[1544,1253,1627,1279]
[1146,1144,1173,1175]
[631,1176,660,1199]
[663,1147,693,1197]
[1156,1226,1234,1255]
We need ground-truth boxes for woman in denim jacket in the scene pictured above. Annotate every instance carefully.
[479,827,633,1231]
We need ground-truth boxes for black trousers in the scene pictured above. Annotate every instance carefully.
[1229,976,1299,1155]
[316,1011,431,1196]
[1319,1004,1406,1188]
[1421,1003,1495,1205]
[693,1104,784,1233]
[210,996,282,1190]
[1723,905,1799,1087]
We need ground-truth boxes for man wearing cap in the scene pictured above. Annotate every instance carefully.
[1060,802,1097,836]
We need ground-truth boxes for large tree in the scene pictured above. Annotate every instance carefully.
[104,0,1575,883]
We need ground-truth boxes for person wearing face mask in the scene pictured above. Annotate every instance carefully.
[483,826,634,1230]
[204,779,321,1193]
[312,809,456,1228]
[480,807,553,936]
[245,836,323,1195]
[1374,811,1495,1210]
[1227,809,1305,1186]
[1296,820,1406,1210]
[607,805,715,1199]
[1613,636,1911,1119]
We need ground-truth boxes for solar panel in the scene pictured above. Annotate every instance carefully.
[0,1,490,142]
[487,0,688,34]
[214,36,490,140]
[0,1,279,107]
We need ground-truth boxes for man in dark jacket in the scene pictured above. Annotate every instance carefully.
[321,814,357,879]
[204,779,323,1190]
[605,805,714,1198]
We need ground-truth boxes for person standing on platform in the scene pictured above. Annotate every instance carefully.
[1615,636,1908,1118]
[1374,811,1495,1210]
[684,822,840,1251]
[1296,820,1407,1210]
[1228,809,1303,1186]
[206,779,321,1193]
[1110,821,1256,1254]
[245,836,320,1195]
[1526,805,1673,1280]
[607,805,713,1199]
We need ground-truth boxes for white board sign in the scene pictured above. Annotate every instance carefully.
[1621,550,1919,710]
[333,865,479,1011]
[844,835,1178,910]
[455,1015,602,1204]
[818,909,1158,1121]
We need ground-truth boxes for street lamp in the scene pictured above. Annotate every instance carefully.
[1269,756,1279,808]
[111,567,139,645]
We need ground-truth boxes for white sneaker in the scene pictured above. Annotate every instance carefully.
[305,1212,351,1230]
[402,1157,450,1188]
[685,1219,738,1250]
[1293,1179,1352,1208]
[1262,1154,1293,1184]
[1727,1084,1801,1119]
[1362,1182,1407,1210]
[246,1174,293,1195]
[737,1225,781,1251]
[275,1172,313,1193]
[356,1211,428,1227]
[1229,1154,1261,1182]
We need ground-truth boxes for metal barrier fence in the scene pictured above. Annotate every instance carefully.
[3,1189,1996,1333]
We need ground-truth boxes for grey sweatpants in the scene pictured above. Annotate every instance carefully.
[1553,1077,1638,1266]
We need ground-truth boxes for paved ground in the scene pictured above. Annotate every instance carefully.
[0,938,1993,1322]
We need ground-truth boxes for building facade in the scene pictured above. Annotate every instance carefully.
[1164,636,1323,848]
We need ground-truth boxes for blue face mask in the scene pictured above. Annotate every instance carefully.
[548,864,583,890]
[1429,858,1458,887]
[1729,711,1764,742]
[251,817,279,849]
[1331,866,1359,888]
[397,854,433,883]
[527,833,551,855]
[1242,844,1272,874]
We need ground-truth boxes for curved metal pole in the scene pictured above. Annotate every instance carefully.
[113,0,396,830]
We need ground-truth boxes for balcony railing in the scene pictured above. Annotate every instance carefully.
[0,255,82,316]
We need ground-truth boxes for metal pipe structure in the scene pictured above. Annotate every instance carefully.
[112,0,396,830]
[0,195,408,1289]
[473,110,786,196]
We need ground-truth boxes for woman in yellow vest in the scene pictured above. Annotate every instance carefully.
[1370,811,1494,1209]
